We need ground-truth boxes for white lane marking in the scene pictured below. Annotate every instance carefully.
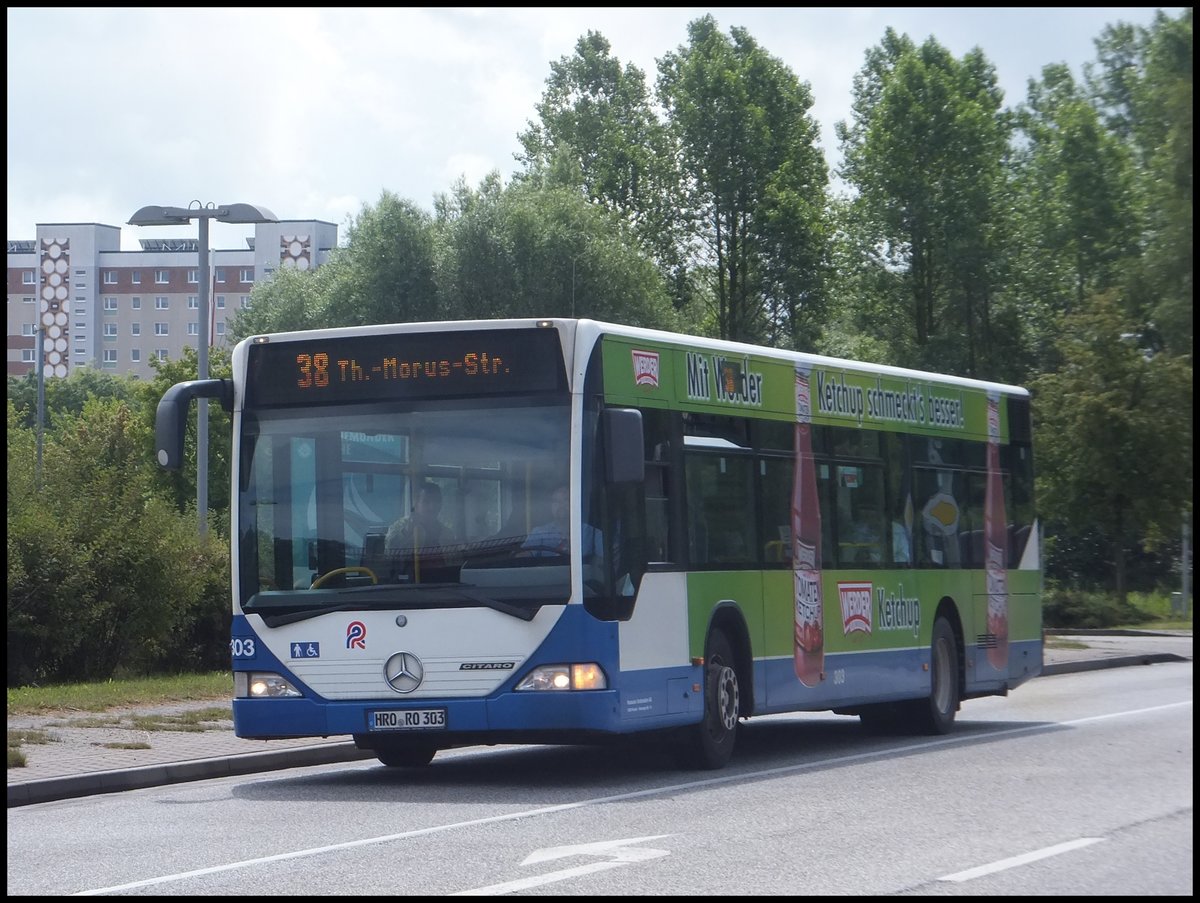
[73,700,1191,896]
[939,837,1105,883]
[453,835,672,895]
[522,834,672,865]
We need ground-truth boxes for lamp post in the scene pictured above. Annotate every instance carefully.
[128,201,277,535]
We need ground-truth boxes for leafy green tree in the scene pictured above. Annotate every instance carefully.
[229,259,347,339]
[657,14,830,348]
[433,173,681,329]
[1032,294,1192,603]
[7,366,140,431]
[1008,63,1137,375]
[1088,9,1192,358]
[517,31,690,309]
[231,191,439,338]
[835,29,1012,377]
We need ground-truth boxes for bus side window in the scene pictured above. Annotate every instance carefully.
[834,464,886,567]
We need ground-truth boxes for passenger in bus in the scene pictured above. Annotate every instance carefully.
[385,482,454,553]
[519,483,603,561]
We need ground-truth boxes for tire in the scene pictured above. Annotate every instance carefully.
[908,616,960,734]
[675,629,740,770]
[376,745,437,768]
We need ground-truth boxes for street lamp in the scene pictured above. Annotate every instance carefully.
[128,201,277,535]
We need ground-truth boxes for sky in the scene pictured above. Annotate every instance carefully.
[6,7,1182,252]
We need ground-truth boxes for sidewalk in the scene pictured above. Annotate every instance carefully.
[8,630,1191,808]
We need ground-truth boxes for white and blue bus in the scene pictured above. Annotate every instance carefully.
[156,317,1041,769]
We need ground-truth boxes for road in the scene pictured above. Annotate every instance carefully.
[6,662,1192,896]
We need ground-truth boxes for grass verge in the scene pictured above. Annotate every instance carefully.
[7,672,232,717]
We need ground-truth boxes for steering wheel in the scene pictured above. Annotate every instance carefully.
[311,566,378,589]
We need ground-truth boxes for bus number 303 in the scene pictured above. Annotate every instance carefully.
[371,709,447,730]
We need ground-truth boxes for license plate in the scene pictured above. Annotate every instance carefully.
[369,708,447,731]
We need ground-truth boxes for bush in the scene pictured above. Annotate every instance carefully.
[7,398,231,684]
[1043,584,1154,629]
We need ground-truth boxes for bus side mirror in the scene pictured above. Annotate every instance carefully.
[154,378,233,470]
[603,407,644,484]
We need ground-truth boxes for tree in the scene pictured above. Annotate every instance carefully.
[517,29,686,303]
[1007,63,1138,375]
[1032,294,1192,603]
[657,15,830,347]
[433,173,680,329]
[835,30,1011,378]
[7,366,140,431]
[1088,9,1192,359]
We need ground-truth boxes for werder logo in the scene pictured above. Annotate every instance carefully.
[838,581,873,635]
[631,349,660,387]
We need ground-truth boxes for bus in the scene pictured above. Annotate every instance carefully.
[155,317,1041,769]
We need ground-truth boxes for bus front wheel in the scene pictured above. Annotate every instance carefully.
[675,629,739,770]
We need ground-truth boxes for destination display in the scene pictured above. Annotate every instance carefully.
[245,328,567,407]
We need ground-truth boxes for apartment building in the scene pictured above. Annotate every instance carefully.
[6,218,337,378]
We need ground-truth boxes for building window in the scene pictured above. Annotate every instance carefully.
[240,295,251,310]
[131,323,141,336]
[103,271,118,284]
[188,296,199,309]
[155,322,169,336]
[187,269,198,284]
[103,350,118,365]
[216,321,226,336]
[215,267,226,283]
[22,323,35,336]
[103,323,118,337]
[240,268,254,283]
[155,296,169,310]
[131,296,141,309]
[24,296,35,304]
[103,297,118,311]
[131,349,141,363]
[23,271,35,285]
[156,349,168,361]
[131,271,141,284]
[155,269,170,284]
[216,296,226,309]
[21,349,35,363]
[188,322,199,336]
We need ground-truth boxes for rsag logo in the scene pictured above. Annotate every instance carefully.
[346,620,367,650]
[838,581,873,635]
[632,349,660,387]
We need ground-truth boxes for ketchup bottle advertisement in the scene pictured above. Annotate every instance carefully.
[984,391,1009,671]
[793,364,823,687]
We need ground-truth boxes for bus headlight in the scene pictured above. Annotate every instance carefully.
[235,671,303,698]
[514,663,607,691]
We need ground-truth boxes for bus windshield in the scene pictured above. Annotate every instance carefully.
[237,397,574,619]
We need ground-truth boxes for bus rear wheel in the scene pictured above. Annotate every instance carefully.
[908,616,960,734]
[376,745,437,768]
[675,629,739,770]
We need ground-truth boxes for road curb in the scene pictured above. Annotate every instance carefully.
[1039,652,1188,677]
[7,742,374,808]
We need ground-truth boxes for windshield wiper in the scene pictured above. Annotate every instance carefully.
[248,583,540,626]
